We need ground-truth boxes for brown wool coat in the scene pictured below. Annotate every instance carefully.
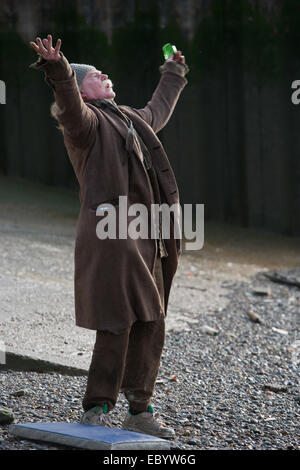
[30,52,189,334]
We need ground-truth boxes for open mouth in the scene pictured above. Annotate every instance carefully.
[103,79,113,90]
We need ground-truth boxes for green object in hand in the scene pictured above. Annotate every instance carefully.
[162,43,177,60]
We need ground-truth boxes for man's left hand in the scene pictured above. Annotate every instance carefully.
[166,50,185,64]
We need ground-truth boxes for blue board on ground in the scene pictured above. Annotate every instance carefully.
[9,422,171,450]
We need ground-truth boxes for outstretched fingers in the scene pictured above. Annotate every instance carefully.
[29,41,39,52]
[29,34,62,60]
[54,38,62,55]
[36,37,48,55]
[47,34,53,50]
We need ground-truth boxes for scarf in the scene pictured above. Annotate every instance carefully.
[86,98,168,258]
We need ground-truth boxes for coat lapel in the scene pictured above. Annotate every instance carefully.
[86,102,148,169]
[86,102,129,143]
[85,101,179,206]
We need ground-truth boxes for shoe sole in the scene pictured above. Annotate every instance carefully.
[122,425,175,440]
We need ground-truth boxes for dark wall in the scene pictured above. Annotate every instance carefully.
[0,0,300,235]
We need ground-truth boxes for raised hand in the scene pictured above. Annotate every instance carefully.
[29,34,62,61]
[166,50,185,64]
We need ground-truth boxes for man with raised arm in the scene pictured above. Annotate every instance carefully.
[29,34,189,439]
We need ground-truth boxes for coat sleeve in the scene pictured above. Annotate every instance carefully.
[29,51,98,150]
[131,61,190,134]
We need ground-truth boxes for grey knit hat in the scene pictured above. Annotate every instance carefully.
[70,63,96,89]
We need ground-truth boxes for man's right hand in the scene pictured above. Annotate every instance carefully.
[29,34,62,61]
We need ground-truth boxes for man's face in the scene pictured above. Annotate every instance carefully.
[80,69,116,101]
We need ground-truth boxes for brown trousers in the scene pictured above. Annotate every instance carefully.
[82,254,165,412]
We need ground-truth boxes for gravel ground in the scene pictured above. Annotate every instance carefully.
[1,267,299,450]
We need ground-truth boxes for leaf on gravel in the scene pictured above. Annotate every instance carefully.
[246,310,263,323]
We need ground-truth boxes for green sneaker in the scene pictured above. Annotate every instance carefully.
[80,404,112,427]
[122,406,175,440]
